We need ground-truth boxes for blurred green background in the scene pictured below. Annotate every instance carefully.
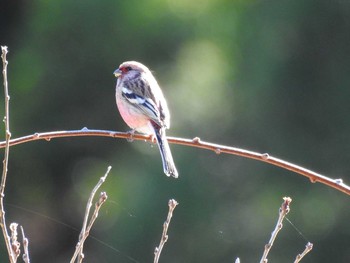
[1,0,350,262]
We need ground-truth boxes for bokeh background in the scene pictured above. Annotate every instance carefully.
[1,0,350,262]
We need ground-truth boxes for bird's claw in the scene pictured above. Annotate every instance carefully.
[127,129,135,142]
[149,134,156,144]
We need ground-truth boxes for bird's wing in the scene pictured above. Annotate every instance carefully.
[121,77,163,127]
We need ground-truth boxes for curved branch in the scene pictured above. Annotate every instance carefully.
[0,128,349,195]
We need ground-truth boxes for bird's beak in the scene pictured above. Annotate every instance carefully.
[113,68,122,78]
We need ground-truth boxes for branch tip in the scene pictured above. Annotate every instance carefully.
[70,167,111,263]
[260,197,292,263]
[21,226,31,263]
[281,197,292,214]
[294,242,313,263]
[98,191,108,205]
[10,223,20,260]
[1,46,8,53]
[154,199,178,263]
[168,199,178,208]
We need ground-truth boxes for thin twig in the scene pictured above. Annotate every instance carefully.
[70,166,111,263]
[1,46,15,263]
[0,130,349,195]
[154,199,178,263]
[294,242,313,263]
[260,197,292,263]
[20,226,30,263]
[77,191,108,263]
[9,223,20,262]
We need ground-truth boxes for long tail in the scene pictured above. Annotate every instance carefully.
[151,124,178,178]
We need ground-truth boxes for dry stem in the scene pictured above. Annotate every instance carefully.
[1,46,16,262]
[9,223,20,261]
[154,199,178,263]
[0,131,349,196]
[260,197,292,263]
[294,242,313,263]
[20,226,30,263]
[70,166,111,263]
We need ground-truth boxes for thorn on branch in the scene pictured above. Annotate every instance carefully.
[262,153,269,160]
[335,179,343,184]
[192,137,201,143]
[309,177,317,183]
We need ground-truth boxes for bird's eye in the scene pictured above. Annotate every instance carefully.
[120,66,132,73]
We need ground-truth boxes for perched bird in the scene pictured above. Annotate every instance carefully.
[113,61,178,178]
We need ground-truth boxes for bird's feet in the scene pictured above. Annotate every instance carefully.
[126,129,136,142]
[149,134,156,144]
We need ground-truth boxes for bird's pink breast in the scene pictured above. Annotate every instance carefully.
[116,96,152,134]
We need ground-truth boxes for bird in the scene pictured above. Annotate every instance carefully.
[113,61,178,178]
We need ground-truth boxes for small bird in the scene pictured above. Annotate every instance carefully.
[113,61,178,178]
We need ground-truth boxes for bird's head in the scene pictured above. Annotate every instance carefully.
[113,61,150,80]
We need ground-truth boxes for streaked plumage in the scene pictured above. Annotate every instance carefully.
[114,61,178,178]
